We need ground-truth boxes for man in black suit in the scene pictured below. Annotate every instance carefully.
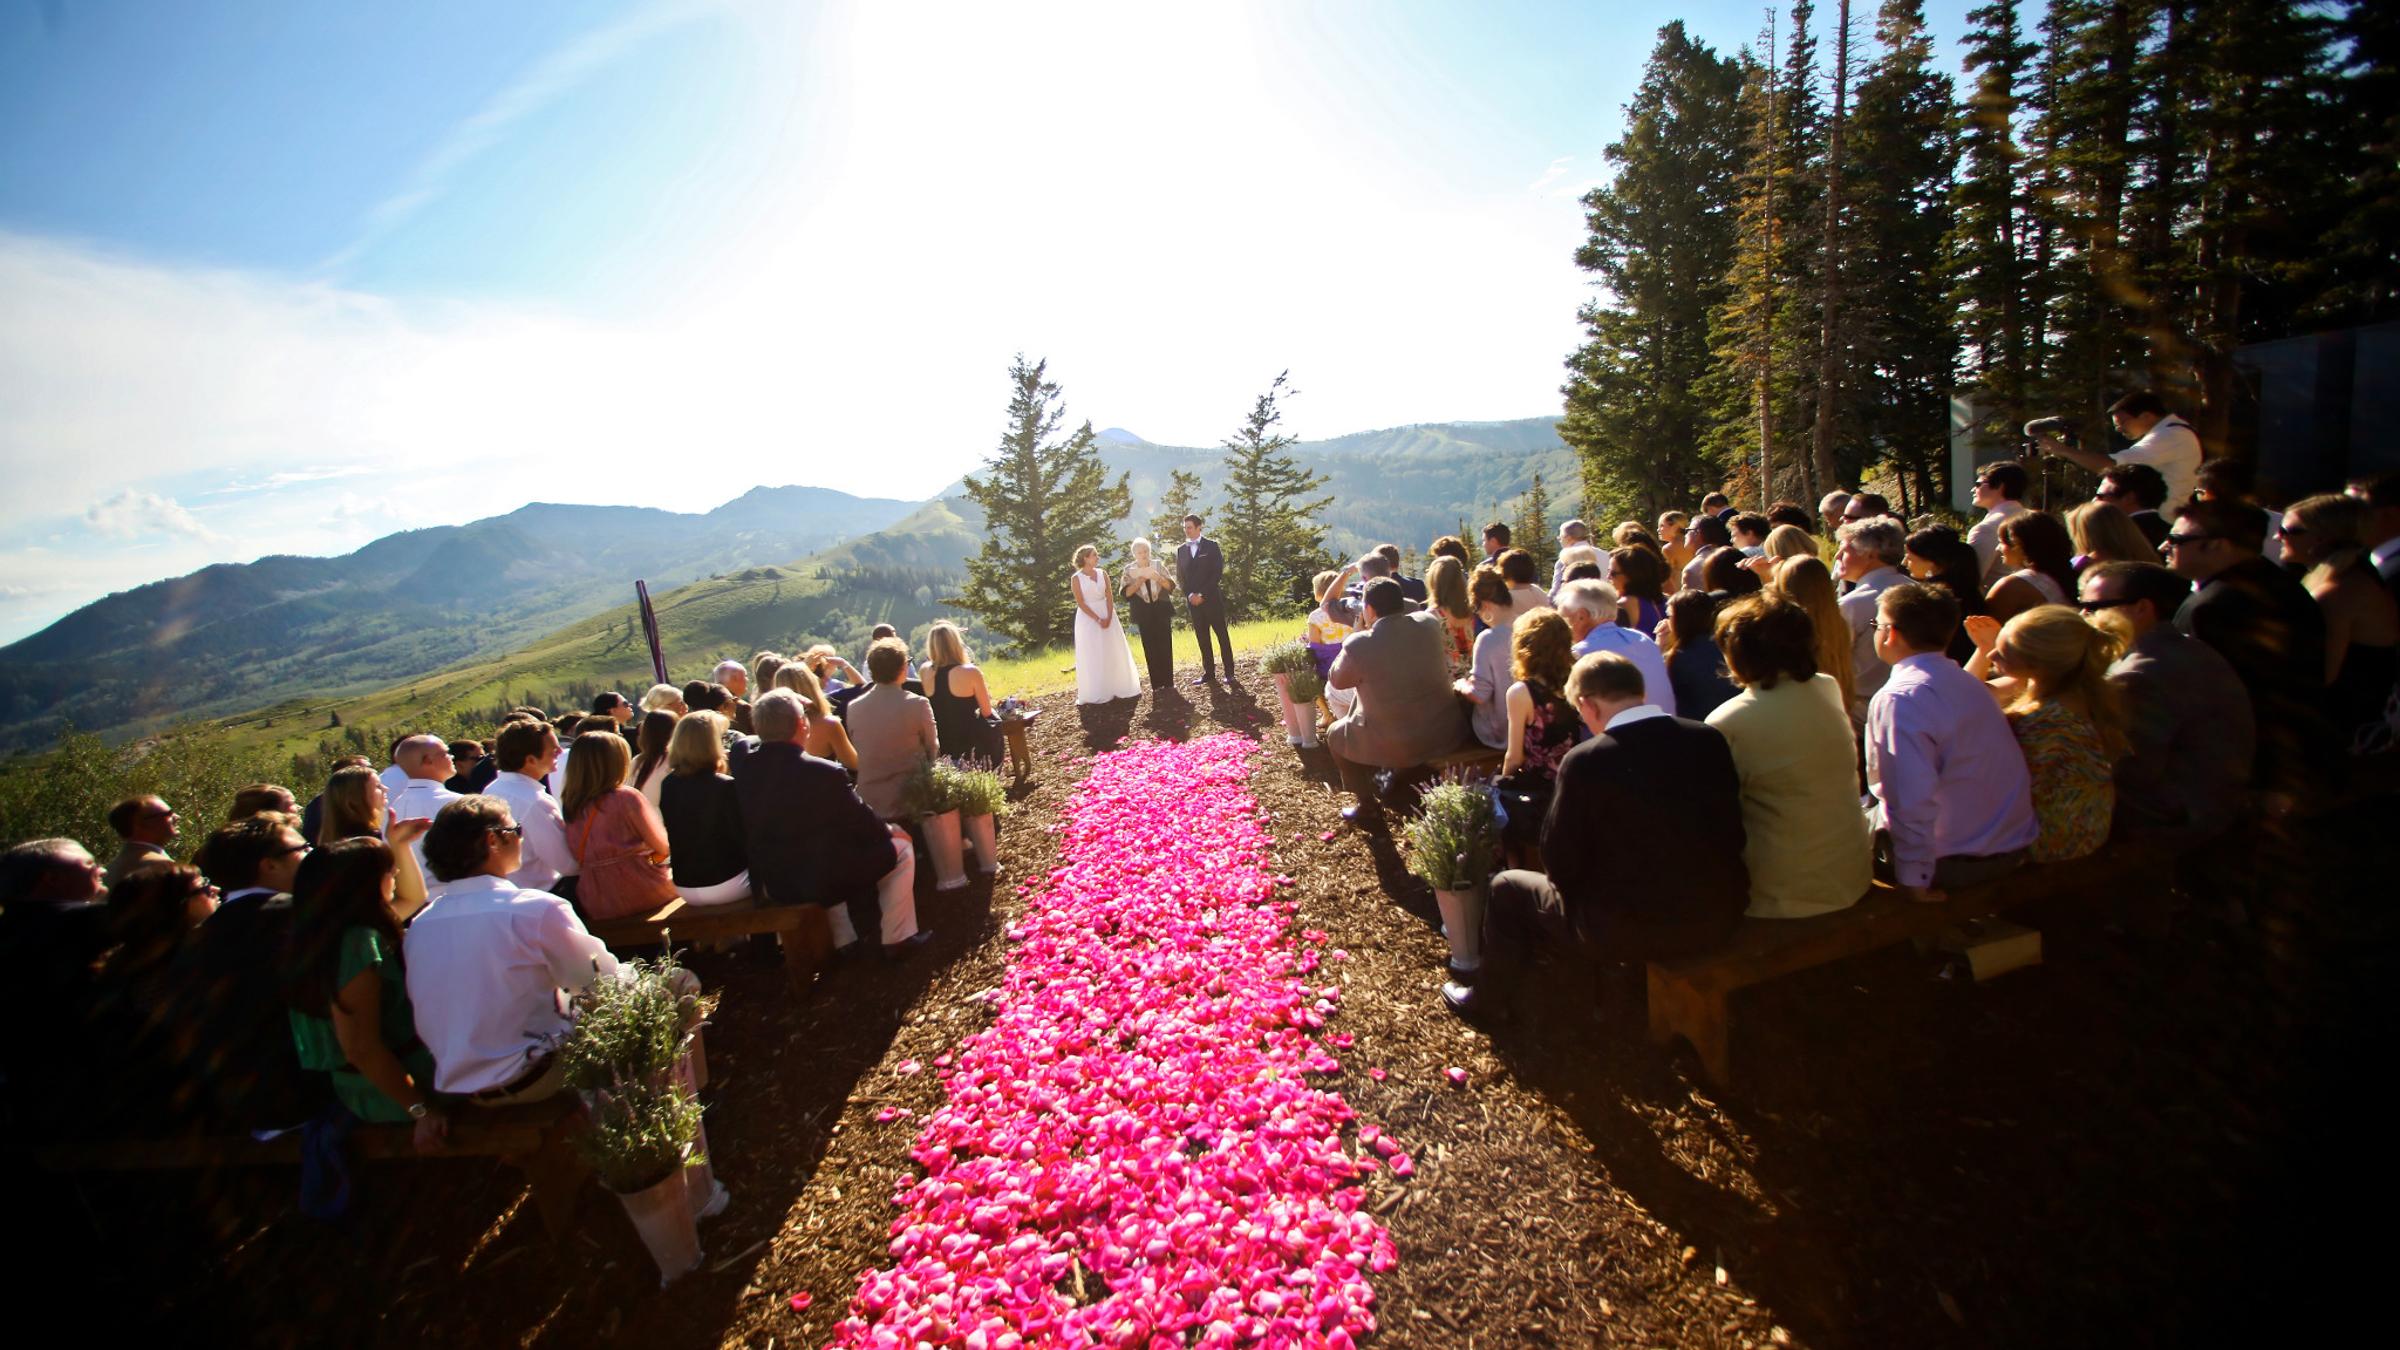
[2165,499,2328,796]
[2098,463,2173,549]
[0,839,112,1133]
[1177,514,1236,685]
[184,815,332,1128]
[1446,652,1748,1018]
[732,689,930,959]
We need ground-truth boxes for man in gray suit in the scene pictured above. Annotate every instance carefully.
[2079,562,2255,845]
[1327,578,1471,827]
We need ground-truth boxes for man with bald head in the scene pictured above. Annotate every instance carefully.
[715,659,756,734]
[388,734,462,840]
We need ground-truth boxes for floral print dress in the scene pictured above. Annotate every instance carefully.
[2009,700,2112,862]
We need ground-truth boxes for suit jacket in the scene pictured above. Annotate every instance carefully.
[1542,714,1748,957]
[178,890,332,1129]
[1326,611,1469,768]
[2176,554,2327,786]
[1177,537,1225,603]
[730,740,897,906]
[2108,626,2254,842]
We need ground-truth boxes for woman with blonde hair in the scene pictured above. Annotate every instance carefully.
[1070,543,1143,703]
[802,644,865,692]
[318,763,390,845]
[923,620,1006,765]
[752,652,787,699]
[1961,607,2124,863]
[1497,608,1583,854]
[1120,538,1180,691]
[1767,555,1855,719]
[639,683,687,716]
[559,728,677,920]
[1423,555,1474,671]
[657,711,750,906]
[775,662,859,771]
[2066,501,2158,572]
[1740,523,1819,580]
[2278,492,2398,744]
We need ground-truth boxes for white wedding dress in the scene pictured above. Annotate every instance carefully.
[1072,568,1144,703]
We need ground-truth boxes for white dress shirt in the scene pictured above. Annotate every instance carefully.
[1966,498,2028,588]
[389,775,461,880]
[1573,624,1678,717]
[1837,565,1909,722]
[1603,704,1670,732]
[402,874,618,1095]
[485,769,579,894]
[2113,415,2203,512]
[378,763,410,799]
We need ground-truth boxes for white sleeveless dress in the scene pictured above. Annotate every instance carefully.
[1072,569,1143,703]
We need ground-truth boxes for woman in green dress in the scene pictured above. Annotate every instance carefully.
[283,835,447,1151]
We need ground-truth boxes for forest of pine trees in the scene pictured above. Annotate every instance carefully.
[1565,0,2398,526]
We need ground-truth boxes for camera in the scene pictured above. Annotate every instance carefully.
[2022,416,2080,452]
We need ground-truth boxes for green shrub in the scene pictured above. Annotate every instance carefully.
[900,756,973,818]
[578,1082,706,1194]
[1260,639,1325,704]
[952,761,1009,817]
[557,957,711,1194]
[1401,783,1500,892]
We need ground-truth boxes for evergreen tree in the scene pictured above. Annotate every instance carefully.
[2317,0,2400,325]
[1214,372,1332,620]
[1808,0,1859,495]
[1844,0,1960,511]
[1561,23,1747,524]
[1949,0,2038,452]
[1149,467,1210,563]
[952,356,1131,653]
[1707,39,1791,508]
[1514,471,1558,582]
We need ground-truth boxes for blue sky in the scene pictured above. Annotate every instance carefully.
[0,0,1994,641]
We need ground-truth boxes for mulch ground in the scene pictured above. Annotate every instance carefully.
[39,655,2394,1347]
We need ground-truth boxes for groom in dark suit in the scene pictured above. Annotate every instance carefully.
[1178,514,1236,686]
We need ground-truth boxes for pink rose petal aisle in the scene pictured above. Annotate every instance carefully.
[831,733,1398,1349]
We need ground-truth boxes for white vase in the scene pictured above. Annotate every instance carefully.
[613,1167,703,1287]
[1434,886,1483,969]
[963,811,1000,875]
[922,809,968,890]
[1272,674,1318,747]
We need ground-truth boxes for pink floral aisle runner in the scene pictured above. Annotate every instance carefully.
[832,734,1398,1349]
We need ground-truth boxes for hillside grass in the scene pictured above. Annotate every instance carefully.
[973,618,1294,699]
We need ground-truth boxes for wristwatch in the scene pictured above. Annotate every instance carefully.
[407,1101,430,1120]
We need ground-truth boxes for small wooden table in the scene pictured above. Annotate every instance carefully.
[1000,707,1041,777]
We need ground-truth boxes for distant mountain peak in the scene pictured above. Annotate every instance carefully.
[1095,427,1149,445]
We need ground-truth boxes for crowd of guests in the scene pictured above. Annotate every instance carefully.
[0,623,1022,1154]
[1296,451,2398,1019]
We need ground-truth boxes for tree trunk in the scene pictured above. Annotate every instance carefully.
[1810,0,1853,496]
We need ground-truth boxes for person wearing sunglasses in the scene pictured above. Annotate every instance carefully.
[184,816,332,1129]
[102,794,179,890]
[2276,493,2398,752]
[1966,460,2032,588]
[2076,562,2254,846]
[2164,500,2328,797]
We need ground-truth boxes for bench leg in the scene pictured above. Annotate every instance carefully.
[517,1129,585,1244]
[1646,965,1734,1086]
[779,907,833,995]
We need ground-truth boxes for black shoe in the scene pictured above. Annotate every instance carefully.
[1339,803,1386,830]
[1442,980,1507,1023]
[881,930,936,963]
[1193,673,1217,686]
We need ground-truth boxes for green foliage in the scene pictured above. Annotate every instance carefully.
[1513,471,1558,583]
[1259,640,1325,704]
[1149,467,1210,563]
[900,756,974,819]
[1214,372,1333,621]
[579,1082,707,1195]
[1401,784,1500,893]
[557,957,712,1194]
[952,356,1132,654]
[0,725,283,858]
[951,762,1009,818]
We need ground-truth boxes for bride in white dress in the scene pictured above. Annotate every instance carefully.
[1071,544,1144,704]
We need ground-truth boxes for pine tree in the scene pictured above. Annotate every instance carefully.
[1707,38,1788,510]
[952,356,1131,653]
[1949,0,2038,453]
[1149,467,1210,559]
[1514,471,1558,582]
[1215,372,1332,620]
[1809,0,1859,495]
[1561,23,1747,525]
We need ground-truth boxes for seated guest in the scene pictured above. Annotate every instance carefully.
[1429,534,1473,570]
[1729,512,1771,557]
[924,621,1006,766]
[301,755,369,842]
[186,816,332,1128]
[591,691,635,728]
[405,798,621,1107]
[443,742,487,794]
[1422,556,1474,672]
[485,718,579,899]
[631,708,677,816]
[1834,516,1911,721]
[776,662,860,771]
[1767,500,1814,532]
[1701,546,1763,596]
[1985,510,2077,621]
[2097,462,2174,550]
[1328,578,1472,827]
[1498,548,1549,620]
[561,728,677,922]
[681,679,717,714]
[1556,578,1675,715]
[1704,593,1873,917]
[1339,550,1396,610]
[2279,492,2400,749]
[230,783,298,820]
[864,624,919,683]
[1607,546,1669,636]
[1865,583,2039,901]
[2078,562,2254,844]
[1842,491,1893,525]
[1966,459,2033,586]
[847,637,939,821]
[640,683,688,716]
[1456,567,1519,749]
[804,644,865,692]
[735,690,927,956]
[658,711,750,906]
[751,654,786,703]
[387,735,461,827]
[1701,491,1735,522]
[91,863,217,1121]
[2067,501,2157,572]
[1553,544,1604,600]
[1739,523,1818,578]
[1657,511,1696,578]
[1552,519,1594,591]
[103,794,178,889]
[283,839,445,1146]
[1497,609,1585,852]
[1658,589,1738,721]
[0,840,111,1124]
[1818,491,1853,537]
[1452,652,1747,1016]
[1481,520,1511,564]
[1680,513,1733,591]
[1376,543,1429,605]
[317,763,392,843]
[378,734,414,799]
[2167,499,2328,792]
[1771,556,1858,714]
[1967,607,2125,863]
[1902,525,1986,663]
[714,659,755,735]
[1609,521,1652,551]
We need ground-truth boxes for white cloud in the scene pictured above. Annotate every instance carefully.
[83,489,219,542]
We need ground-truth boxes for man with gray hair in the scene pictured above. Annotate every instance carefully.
[1818,491,1853,537]
[1834,516,1910,720]
[1555,578,1675,715]
[714,658,755,735]
[1553,519,1592,592]
[733,688,929,959]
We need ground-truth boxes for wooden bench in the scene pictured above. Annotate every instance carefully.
[1424,745,1503,778]
[1645,844,2159,1085]
[40,1096,587,1240]
[589,896,831,994]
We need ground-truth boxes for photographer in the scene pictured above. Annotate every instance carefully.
[2028,391,2203,518]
